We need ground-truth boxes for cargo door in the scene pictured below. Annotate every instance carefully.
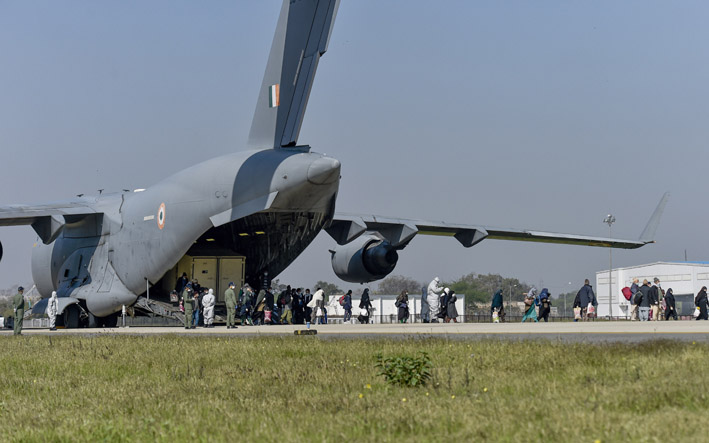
[217,257,245,303]
[192,258,217,294]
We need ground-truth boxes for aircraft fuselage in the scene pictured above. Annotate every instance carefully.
[31,147,340,316]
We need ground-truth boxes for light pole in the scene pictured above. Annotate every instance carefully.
[604,214,616,320]
[566,282,571,318]
[509,284,517,312]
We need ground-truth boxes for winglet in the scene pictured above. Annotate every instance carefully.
[639,192,670,243]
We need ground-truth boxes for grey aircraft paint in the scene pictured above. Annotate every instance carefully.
[0,0,664,326]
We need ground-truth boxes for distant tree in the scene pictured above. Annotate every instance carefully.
[447,272,531,314]
[314,280,342,296]
[374,275,423,295]
[555,291,576,317]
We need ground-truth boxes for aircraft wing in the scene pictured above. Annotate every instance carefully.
[326,193,669,250]
[0,202,98,244]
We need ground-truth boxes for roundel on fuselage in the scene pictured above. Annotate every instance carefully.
[157,203,166,230]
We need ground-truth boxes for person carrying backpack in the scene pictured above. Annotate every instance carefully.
[343,290,353,323]
[637,280,651,321]
[536,288,551,322]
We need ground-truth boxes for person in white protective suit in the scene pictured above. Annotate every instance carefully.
[427,277,444,323]
[202,289,216,328]
[47,291,58,331]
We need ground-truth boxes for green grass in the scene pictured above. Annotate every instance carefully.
[0,335,707,442]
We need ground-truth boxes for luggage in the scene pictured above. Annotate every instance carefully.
[621,287,632,301]
[492,310,499,323]
[694,307,700,318]
[264,310,272,323]
[573,307,581,320]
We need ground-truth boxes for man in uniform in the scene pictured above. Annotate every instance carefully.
[13,286,25,336]
[224,282,237,329]
[182,284,194,329]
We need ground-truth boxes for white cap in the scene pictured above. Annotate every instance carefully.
[444,288,450,294]
[434,277,440,282]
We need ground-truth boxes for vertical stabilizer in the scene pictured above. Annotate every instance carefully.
[248,0,340,149]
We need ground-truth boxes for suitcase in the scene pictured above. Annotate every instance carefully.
[264,310,272,323]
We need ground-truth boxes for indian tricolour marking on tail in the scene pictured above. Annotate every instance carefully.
[269,84,280,108]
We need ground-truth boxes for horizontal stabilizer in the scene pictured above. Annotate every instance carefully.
[0,202,98,244]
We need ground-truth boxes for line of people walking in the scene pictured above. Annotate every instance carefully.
[625,277,690,321]
[424,277,460,323]
[182,279,380,329]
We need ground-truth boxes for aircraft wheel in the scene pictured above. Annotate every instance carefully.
[102,314,118,328]
[87,313,99,328]
[63,305,80,329]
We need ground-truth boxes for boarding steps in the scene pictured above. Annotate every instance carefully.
[132,297,225,326]
[133,297,186,325]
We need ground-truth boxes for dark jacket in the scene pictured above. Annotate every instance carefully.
[175,276,189,293]
[572,292,581,309]
[491,290,503,310]
[343,293,352,310]
[648,285,659,305]
[695,290,707,309]
[359,289,372,309]
[638,284,651,307]
[630,282,639,295]
[447,294,458,319]
[577,284,596,307]
[664,290,675,310]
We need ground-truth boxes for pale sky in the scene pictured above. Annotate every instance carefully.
[1,1,708,296]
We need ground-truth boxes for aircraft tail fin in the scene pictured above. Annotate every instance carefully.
[639,192,670,243]
[248,0,340,149]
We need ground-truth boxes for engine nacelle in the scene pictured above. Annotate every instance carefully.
[331,234,399,283]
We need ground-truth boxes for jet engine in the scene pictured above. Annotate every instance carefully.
[330,234,399,283]
[0,241,3,263]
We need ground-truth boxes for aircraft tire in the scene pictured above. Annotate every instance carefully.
[63,305,80,329]
[102,314,118,328]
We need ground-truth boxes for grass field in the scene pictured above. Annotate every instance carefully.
[0,335,707,442]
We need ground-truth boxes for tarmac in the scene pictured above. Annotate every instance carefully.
[5,321,709,342]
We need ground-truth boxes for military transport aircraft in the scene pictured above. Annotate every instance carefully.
[0,0,667,327]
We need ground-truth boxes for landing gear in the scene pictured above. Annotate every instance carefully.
[88,312,119,328]
[102,314,118,328]
[63,305,80,329]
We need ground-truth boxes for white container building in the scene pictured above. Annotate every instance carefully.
[595,262,709,318]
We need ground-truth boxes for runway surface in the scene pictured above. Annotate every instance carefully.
[5,321,709,342]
